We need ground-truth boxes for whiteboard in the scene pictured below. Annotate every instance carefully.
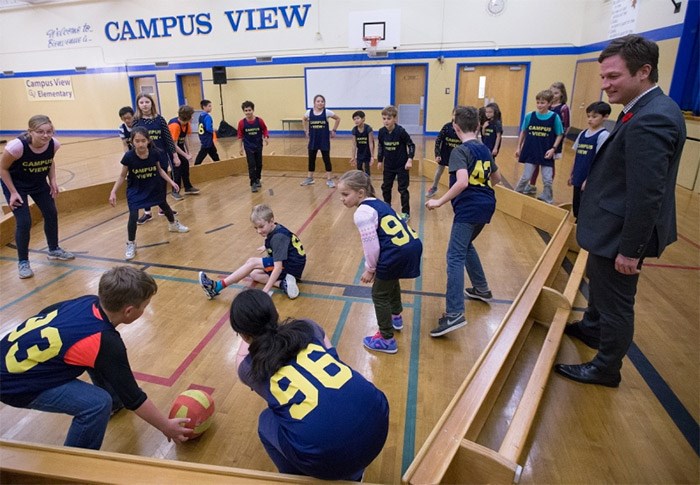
[305,66,392,109]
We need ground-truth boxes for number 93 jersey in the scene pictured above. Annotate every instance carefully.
[361,199,423,280]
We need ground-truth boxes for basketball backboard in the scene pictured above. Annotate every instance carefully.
[348,9,401,50]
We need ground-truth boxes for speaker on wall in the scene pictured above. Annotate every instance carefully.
[212,66,227,85]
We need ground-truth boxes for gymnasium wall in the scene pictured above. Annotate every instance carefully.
[0,0,688,135]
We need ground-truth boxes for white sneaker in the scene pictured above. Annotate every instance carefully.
[168,220,189,233]
[300,177,314,186]
[125,241,136,260]
[281,274,299,299]
[326,179,336,188]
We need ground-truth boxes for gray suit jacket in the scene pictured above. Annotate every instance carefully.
[577,88,686,259]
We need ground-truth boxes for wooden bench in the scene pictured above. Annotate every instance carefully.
[403,183,588,484]
[0,439,353,484]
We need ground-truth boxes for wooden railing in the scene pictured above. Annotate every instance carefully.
[403,183,588,484]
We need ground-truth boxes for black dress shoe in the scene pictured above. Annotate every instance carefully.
[554,362,621,387]
[563,321,600,349]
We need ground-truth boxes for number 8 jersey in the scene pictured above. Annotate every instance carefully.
[360,199,423,280]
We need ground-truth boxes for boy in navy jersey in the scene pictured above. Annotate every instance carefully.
[168,105,200,199]
[426,109,461,198]
[513,90,564,203]
[350,110,375,175]
[118,106,135,151]
[377,105,416,220]
[0,266,193,449]
[237,100,269,192]
[199,204,306,300]
[569,101,610,218]
[426,106,501,337]
[194,99,220,165]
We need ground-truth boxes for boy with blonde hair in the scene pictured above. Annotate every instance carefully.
[377,105,415,220]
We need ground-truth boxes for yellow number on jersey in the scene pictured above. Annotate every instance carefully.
[5,310,63,373]
[269,343,352,420]
[380,215,418,247]
[198,123,205,135]
[469,159,492,187]
[291,235,306,256]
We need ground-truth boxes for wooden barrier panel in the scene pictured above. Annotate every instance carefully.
[0,439,353,484]
[403,193,587,485]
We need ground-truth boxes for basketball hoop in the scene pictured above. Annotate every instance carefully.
[363,36,382,56]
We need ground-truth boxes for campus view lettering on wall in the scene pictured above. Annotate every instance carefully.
[25,77,75,101]
[104,4,311,42]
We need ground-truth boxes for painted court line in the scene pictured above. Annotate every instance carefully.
[205,223,234,234]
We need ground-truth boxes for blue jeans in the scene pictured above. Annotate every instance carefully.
[446,222,488,315]
[26,379,112,449]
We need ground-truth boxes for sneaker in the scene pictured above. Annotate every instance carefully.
[430,313,467,337]
[136,212,153,225]
[198,271,220,299]
[184,187,200,195]
[401,212,411,221]
[523,184,537,195]
[251,185,259,193]
[514,179,529,193]
[171,191,184,201]
[168,220,189,233]
[125,241,136,260]
[159,210,178,216]
[280,274,299,299]
[326,179,336,188]
[464,287,493,302]
[537,185,553,204]
[255,180,262,188]
[47,247,75,261]
[392,314,404,331]
[426,186,438,198]
[300,177,314,186]
[18,260,34,279]
[363,331,398,354]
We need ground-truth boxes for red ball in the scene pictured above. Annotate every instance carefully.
[168,389,215,438]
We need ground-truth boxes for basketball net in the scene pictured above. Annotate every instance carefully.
[363,36,381,56]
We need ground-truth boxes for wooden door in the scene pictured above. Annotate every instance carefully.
[457,64,525,130]
[395,65,426,134]
[132,76,159,111]
[180,74,202,108]
[570,60,603,130]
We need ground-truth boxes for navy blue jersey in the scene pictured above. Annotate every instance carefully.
[352,124,373,162]
[359,199,422,280]
[238,117,268,152]
[307,109,330,151]
[265,223,307,279]
[121,147,169,210]
[449,140,497,224]
[239,321,389,479]
[118,123,133,150]
[168,117,189,148]
[377,124,415,170]
[0,295,146,410]
[571,129,607,187]
[481,120,503,153]
[519,111,558,167]
[434,122,460,166]
[133,116,173,169]
[6,137,54,191]
[198,112,215,148]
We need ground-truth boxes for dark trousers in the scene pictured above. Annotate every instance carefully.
[356,159,371,175]
[372,277,403,339]
[2,182,58,260]
[381,168,410,214]
[245,148,263,185]
[580,253,640,373]
[308,149,332,172]
[172,153,193,191]
[572,185,582,219]
[128,202,175,240]
[194,145,220,165]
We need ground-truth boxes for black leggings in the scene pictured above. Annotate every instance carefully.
[128,202,175,240]
[172,153,192,191]
[194,145,220,165]
[2,183,58,261]
[308,149,332,172]
[245,148,263,184]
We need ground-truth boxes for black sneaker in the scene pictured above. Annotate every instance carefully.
[464,287,493,302]
[198,271,219,300]
[136,212,153,225]
[430,313,466,337]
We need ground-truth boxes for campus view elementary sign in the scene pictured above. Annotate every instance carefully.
[25,77,75,101]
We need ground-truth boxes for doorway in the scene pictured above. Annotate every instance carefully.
[570,59,603,130]
[130,75,160,112]
[394,64,427,135]
[456,63,527,134]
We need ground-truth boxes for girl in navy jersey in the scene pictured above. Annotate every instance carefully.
[132,93,179,223]
[481,102,503,158]
[109,127,188,260]
[338,170,423,354]
[301,94,340,188]
[230,289,389,480]
[0,115,74,279]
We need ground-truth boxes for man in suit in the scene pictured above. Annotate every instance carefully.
[555,35,686,387]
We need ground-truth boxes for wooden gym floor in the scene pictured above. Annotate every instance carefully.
[0,133,698,483]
